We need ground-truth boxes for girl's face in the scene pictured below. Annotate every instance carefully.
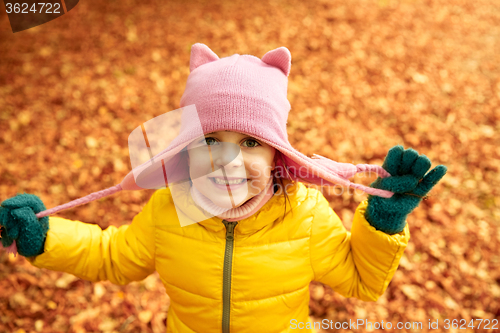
[187,131,276,209]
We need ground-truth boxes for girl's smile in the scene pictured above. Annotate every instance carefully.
[208,177,249,196]
[210,177,248,186]
[187,131,276,209]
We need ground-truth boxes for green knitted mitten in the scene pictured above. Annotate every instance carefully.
[0,193,49,257]
[365,145,447,234]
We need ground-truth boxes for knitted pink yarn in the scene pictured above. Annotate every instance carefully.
[35,185,123,218]
[176,44,393,197]
[121,43,393,197]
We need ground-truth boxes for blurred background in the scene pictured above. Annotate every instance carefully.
[0,0,499,332]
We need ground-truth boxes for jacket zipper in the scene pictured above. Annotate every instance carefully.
[222,220,238,333]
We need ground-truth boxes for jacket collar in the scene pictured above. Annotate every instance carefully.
[169,179,306,235]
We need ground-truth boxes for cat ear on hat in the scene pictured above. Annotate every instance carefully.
[261,47,291,77]
[189,43,220,72]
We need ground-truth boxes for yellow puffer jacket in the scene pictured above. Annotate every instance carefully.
[28,180,410,332]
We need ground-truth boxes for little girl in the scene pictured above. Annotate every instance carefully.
[0,43,446,333]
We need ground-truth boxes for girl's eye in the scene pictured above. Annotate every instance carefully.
[202,137,218,145]
[243,139,260,148]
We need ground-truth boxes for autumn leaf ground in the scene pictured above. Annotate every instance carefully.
[0,0,499,332]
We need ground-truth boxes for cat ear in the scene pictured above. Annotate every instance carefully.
[261,47,291,77]
[189,43,220,72]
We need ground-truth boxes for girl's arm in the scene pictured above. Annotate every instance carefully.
[26,193,158,285]
[309,194,409,302]
[310,146,446,301]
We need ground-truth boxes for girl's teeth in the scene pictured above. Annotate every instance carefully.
[213,178,245,185]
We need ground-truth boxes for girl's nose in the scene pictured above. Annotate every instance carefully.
[214,143,243,169]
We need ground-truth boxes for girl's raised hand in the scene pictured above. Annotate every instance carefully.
[364,145,447,234]
[0,194,49,257]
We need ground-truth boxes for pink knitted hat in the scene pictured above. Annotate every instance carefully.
[34,43,393,219]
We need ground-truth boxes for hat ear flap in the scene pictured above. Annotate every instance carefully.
[189,43,220,72]
[261,47,291,77]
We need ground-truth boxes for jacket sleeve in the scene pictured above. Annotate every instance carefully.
[26,191,158,285]
[310,194,410,301]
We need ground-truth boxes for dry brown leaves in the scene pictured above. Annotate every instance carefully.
[0,0,499,332]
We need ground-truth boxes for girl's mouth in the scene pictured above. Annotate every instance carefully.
[209,177,248,190]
